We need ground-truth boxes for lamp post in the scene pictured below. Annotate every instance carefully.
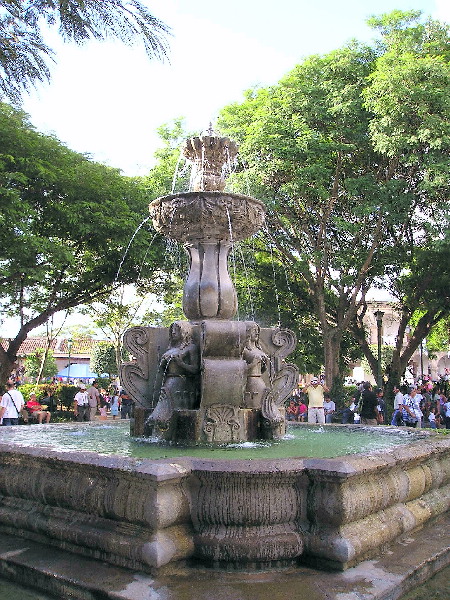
[374,310,384,390]
[419,338,427,383]
[67,337,73,384]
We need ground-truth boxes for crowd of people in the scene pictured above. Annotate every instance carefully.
[2,373,449,429]
[72,381,134,422]
[286,377,450,429]
[0,379,135,425]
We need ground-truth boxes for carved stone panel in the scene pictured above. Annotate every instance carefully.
[120,326,169,410]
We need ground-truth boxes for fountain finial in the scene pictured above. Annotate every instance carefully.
[182,129,238,192]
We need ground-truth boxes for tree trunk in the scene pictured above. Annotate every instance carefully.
[36,346,50,384]
[323,330,346,404]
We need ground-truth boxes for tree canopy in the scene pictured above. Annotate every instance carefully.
[0,0,170,102]
[218,10,450,395]
[0,102,165,385]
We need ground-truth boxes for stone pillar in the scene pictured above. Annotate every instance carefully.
[183,242,237,320]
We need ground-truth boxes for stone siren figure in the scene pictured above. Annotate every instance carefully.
[147,321,200,428]
[242,322,283,427]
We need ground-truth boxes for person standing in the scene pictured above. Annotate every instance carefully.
[443,397,450,429]
[110,389,120,420]
[401,388,420,428]
[286,399,300,421]
[73,384,89,422]
[305,377,328,424]
[120,390,133,419]
[428,407,437,429]
[359,382,378,426]
[375,388,385,424]
[86,380,100,421]
[0,380,24,426]
[391,384,406,426]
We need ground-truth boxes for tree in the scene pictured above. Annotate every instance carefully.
[218,11,450,396]
[91,341,117,379]
[352,242,450,398]
[82,285,156,376]
[350,12,450,398]
[24,347,57,381]
[0,103,165,386]
[0,0,170,103]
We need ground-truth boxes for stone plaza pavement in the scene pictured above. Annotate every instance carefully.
[0,512,448,600]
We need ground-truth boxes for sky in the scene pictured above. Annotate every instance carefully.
[3,0,449,338]
[21,0,449,177]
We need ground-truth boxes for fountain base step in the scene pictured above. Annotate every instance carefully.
[0,514,448,600]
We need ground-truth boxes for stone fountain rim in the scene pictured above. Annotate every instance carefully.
[1,424,446,479]
[149,190,266,209]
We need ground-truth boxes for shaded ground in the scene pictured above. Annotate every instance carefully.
[0,564,448,600]
[399,564,449,600]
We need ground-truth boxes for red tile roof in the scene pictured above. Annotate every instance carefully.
[1,337,102,356]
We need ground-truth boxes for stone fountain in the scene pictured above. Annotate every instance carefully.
[0,134,448,595]
[120,131,298,443]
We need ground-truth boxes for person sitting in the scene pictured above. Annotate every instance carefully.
[286,399,300,421]
[298,400,308,422]
[26,393,51,424]
[323,394,336,424]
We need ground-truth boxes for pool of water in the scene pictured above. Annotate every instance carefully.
[0,421,423,460]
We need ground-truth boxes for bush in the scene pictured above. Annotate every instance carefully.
[17,383,77,411]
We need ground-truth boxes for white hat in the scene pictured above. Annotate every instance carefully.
[79,384,86,390]
[311,377,319,384]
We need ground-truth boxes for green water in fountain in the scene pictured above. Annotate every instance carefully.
[1,421,423,459]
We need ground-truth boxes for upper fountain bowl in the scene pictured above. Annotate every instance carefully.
[149,191,265,243]
[150,131,265,243]
[183,134,238,192]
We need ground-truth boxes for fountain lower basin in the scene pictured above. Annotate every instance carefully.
[0,423,448,572]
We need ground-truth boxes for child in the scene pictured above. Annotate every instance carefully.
[428,407,437,429]
[99,405,108,420]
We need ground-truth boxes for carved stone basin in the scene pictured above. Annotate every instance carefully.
[149,191,266,243]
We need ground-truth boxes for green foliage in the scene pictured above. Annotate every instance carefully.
[18,382,76,411]
[360,345,394,379]
[218,10,450,388]
[90,341,118,377]
[16,383,40,402]
[409,312,450,359]
[144,285,185,327]
[57,384,77,410]
[95,377,111,391]
[0,0,170,103]
[24,347,57,381]
[0,102,167,385]
[144,119,194,198]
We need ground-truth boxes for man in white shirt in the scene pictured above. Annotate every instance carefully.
[323,394,336,423]
[73,384,89,422]
[0,380,25,426]
[393,385,404,411]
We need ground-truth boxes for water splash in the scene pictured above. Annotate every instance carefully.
[171,150,185,194]
[225,204,240,322]
[268,238,281,327]
[114,215,151,284]
[235,242,255,320]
